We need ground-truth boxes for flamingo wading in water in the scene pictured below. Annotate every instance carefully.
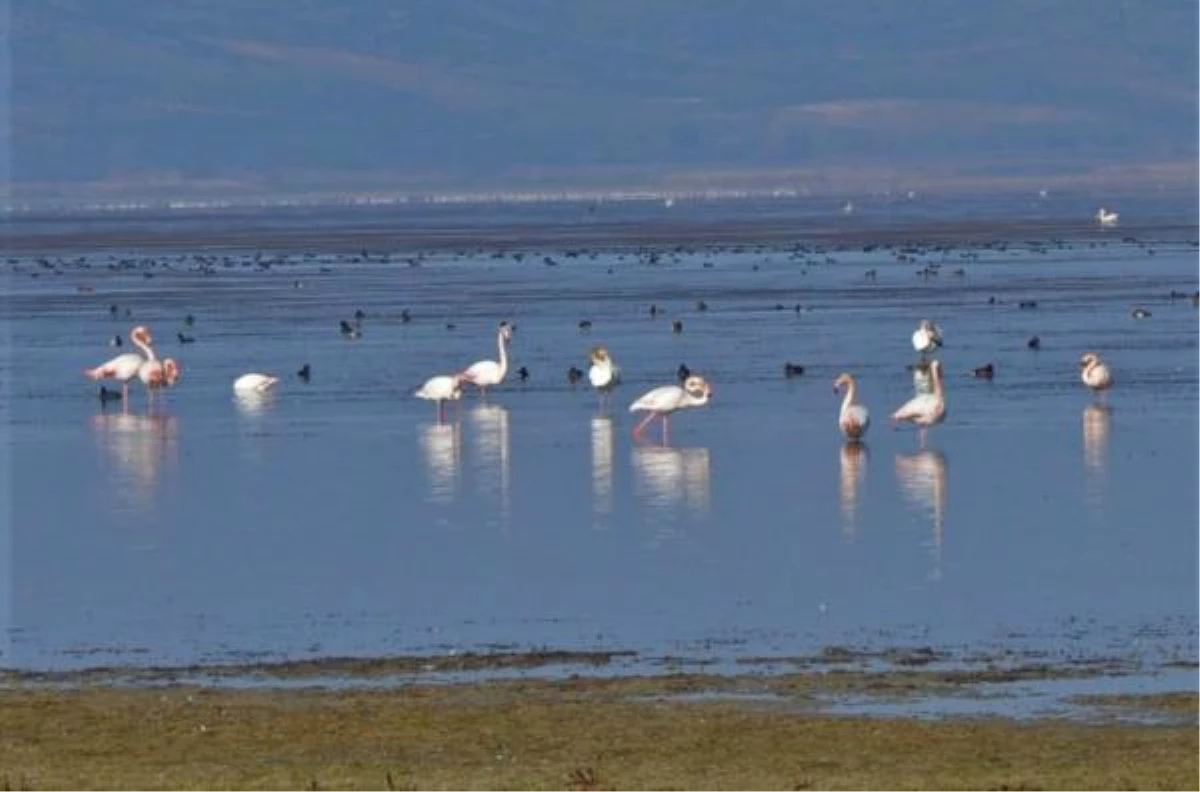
[233,373,278,394]
[84,325,157,402]
[588,346,621,410]
[460,322,514,396]
[629,374,713,443]
[892,359,946,446]
[1079,352,1113,397]
[415,374,464,422]
[833,372,870,440]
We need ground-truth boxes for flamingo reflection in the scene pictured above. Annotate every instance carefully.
[469,404,511,520]
[632,445,711,513]
[894,448,947,582]
[90,410,180,516]
[839,441,869,539]
[591,416,614,520]
[1082,403,1111,510]
[234,389,276,417]
[419,421,461,504]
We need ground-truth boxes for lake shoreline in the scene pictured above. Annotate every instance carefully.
[1,670,1195,790]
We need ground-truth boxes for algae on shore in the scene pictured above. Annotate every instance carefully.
[1,680,1195,790]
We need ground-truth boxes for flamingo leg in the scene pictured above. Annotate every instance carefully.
[633,412,657,437]
[122,382,130,401]
[437,400,445,424]
[662,414,670,445]
[918,427,927,449]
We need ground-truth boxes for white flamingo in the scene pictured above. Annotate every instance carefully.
[415,374,464,423]
[1079,352,1113,397]
[588,346,621,409]
[84,325,157,401]
[1095,207,1119,226]
[629,374,713,443]
[233,373,279,394]
[139,358,181,394]
[460,322,514,395]
[892,359,946,446]
[833,372,870,440]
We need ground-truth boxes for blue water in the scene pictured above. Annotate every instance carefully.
[1,197,1197,683]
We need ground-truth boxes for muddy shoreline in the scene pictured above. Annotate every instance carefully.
[4,216,1196,255]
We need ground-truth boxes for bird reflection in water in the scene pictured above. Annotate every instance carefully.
[90,409,180,517]
[591,416,614,522]
[894,448,947,582]
[469,404,511,522]
[1082,403,1111,510]
[839,441,869,540]
[632,445,711,513]
[419,421,461,505]
[234,389,276,418]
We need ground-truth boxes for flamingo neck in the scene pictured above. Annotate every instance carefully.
[496,331,508,376]
[929,366,944,398]
[840,380,857,417]
[134,334,157,362]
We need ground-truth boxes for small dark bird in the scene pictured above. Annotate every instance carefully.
[517,366,530,382]
[184,314,195,326]
[400,309,412,323]
[109,304,119,318]
[784,362,805,378]
[671,319,683,334]
[110,335,122,348]
[1192,291,1200,307]
[696,300,708,311]
[972,363,995,379]
[1131,308,1151,320]
[177,332,195,344]
[354,309,366,321]
[567,366,584,385]
[340,319,361,339]
[677,363,691,382]
[865,269,877,280]
[987,296,997,305]
[1027,335,1041,350]
[98,386,123,405]
[297,363,311,382]
[578,319,592,330]
[649,304,660,317]
[445,323,456,331]
[1018,300,1038,310]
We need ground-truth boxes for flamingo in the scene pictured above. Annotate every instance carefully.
[1095,207,1119,226]
[629,374,713,443]
[415,374,464,423]
[588,346,621,409]
[460,322,513,396]
[233,373,279,394]
[892,359,946,446]
[833,372,871,440]
[139,358,182,396]
[84,325,156,401]
[1079,352,1113,397]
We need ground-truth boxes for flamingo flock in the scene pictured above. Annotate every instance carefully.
[86,316,1116,447]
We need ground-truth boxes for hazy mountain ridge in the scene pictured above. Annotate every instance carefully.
[8,0,1197,202]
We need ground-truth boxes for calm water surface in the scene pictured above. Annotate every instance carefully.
[1,197,1197,677]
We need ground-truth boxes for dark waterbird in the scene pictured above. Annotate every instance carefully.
[184,314,195,326]
[972,363,995,380]
[297,363,311,383]
[1027,335,1041,350]
[517,366,530,382]
[784,362,805,378]
[400,309,412,324]
[340,320,362,339]
[110,335,122,348]
[1131,308,1151,320]
[177,332,195,344]
[1018,300,1038,310]
[672,319,684,334]
[98,386,123,405]
[578,320,592,331]
[677,363,691,382]
[567,366,584,385]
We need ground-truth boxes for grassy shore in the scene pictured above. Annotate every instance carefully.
[1,672,1195,790]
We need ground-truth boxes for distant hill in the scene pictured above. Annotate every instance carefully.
[7,0,1197,204]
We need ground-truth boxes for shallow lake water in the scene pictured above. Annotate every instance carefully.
[1,194,1197,685]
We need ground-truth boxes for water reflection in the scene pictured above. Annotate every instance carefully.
[632,446,712,513]
[234,390,276,417]
[419,421,461,504]
[1083,403,1111,510]
[469,404,511,521]
[839,441,869,539]
[90,409,180,517]
[894,448,947,582]
[591,417,614,522]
